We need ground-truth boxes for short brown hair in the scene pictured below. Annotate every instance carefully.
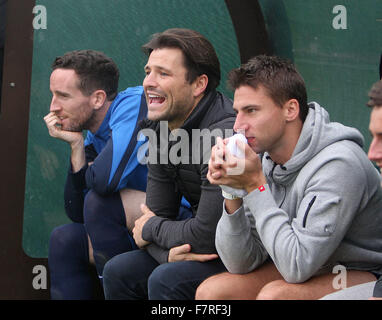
[52,50,119,101]
[367,80,382,108]
[228,55,308,122]
[142,28,220,94]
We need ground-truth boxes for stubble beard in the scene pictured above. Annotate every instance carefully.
[63,108,97,132]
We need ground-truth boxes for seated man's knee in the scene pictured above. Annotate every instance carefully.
[49,223,87,257]
[195,278,217,300]
[256,280,289,300]
[103,250,156,300]
[148,263,174,299]
[148,262,199,300]
[102,254,132,299]
[103,255,122,284]
[195,274,231,300]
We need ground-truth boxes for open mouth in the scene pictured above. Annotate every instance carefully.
[148,93,166,106]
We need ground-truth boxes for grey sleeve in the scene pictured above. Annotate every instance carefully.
[248,158,376,283]
[215,202,269,274]
[217,152,381,283]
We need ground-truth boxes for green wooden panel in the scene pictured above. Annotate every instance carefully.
[259,0,382,148]
[23,0,240,257]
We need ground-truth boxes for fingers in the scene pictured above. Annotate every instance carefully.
[206,169,217,184]
[173,244,192,255]
[214,136,225,165]
[43,112,54,122]
[169,244,219,262]
[208,137,227,182]
[187,252,219,262]
[44,112,60,126]
[44,112,57,128]
[168,244,191,262]
[44,112,62,137]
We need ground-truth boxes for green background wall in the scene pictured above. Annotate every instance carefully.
[259,0,381,132]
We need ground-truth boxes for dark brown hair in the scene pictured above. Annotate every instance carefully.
[52,50,119,101]
[142,28,220,93]
[367,80,382,108]
[228,55,308,122]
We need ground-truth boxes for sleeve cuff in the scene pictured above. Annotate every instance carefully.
[68,162,88,191]
[142,215,159,243]
[219,201,250,234]
[245,184,277,216]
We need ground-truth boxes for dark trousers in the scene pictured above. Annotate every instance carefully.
[103,249,227,300]
[49,190,194,300]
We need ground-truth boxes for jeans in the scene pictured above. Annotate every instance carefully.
[103,249,226,300]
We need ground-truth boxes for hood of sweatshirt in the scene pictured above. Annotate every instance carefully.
[263,102,365,185]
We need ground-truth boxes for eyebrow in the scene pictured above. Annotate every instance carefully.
[233,104,260,113]
[144,65,172,73]
[52,90,71,97]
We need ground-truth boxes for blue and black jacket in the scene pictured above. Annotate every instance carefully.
[64,86,148,223]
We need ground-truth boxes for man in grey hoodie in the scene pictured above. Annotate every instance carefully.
[196,55,382,300]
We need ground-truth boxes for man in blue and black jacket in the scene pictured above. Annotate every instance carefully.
[44,50,150,299]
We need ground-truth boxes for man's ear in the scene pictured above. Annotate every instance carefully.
[284,99,300,122]
[91,90,107,110]
[193,74,209,97]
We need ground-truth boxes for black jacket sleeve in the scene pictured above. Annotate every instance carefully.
[63,144,97,223]
[144,244,170,264]
[142,162,224,255]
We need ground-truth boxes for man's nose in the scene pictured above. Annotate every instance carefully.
[233,114,248,134]
[143,72,158,89]
[368,138,382,163]
[49,96,61,112]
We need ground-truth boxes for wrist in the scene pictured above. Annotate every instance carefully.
[245,175,267,194]
[221,189,241,200]
[70,136,84,151]
[224,198,243,214]
[246,183,268,195]
[70,139,86,173]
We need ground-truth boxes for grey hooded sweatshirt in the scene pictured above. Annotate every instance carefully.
[216,103,382,283]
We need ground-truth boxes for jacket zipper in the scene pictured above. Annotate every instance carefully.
[302,196,317,228]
